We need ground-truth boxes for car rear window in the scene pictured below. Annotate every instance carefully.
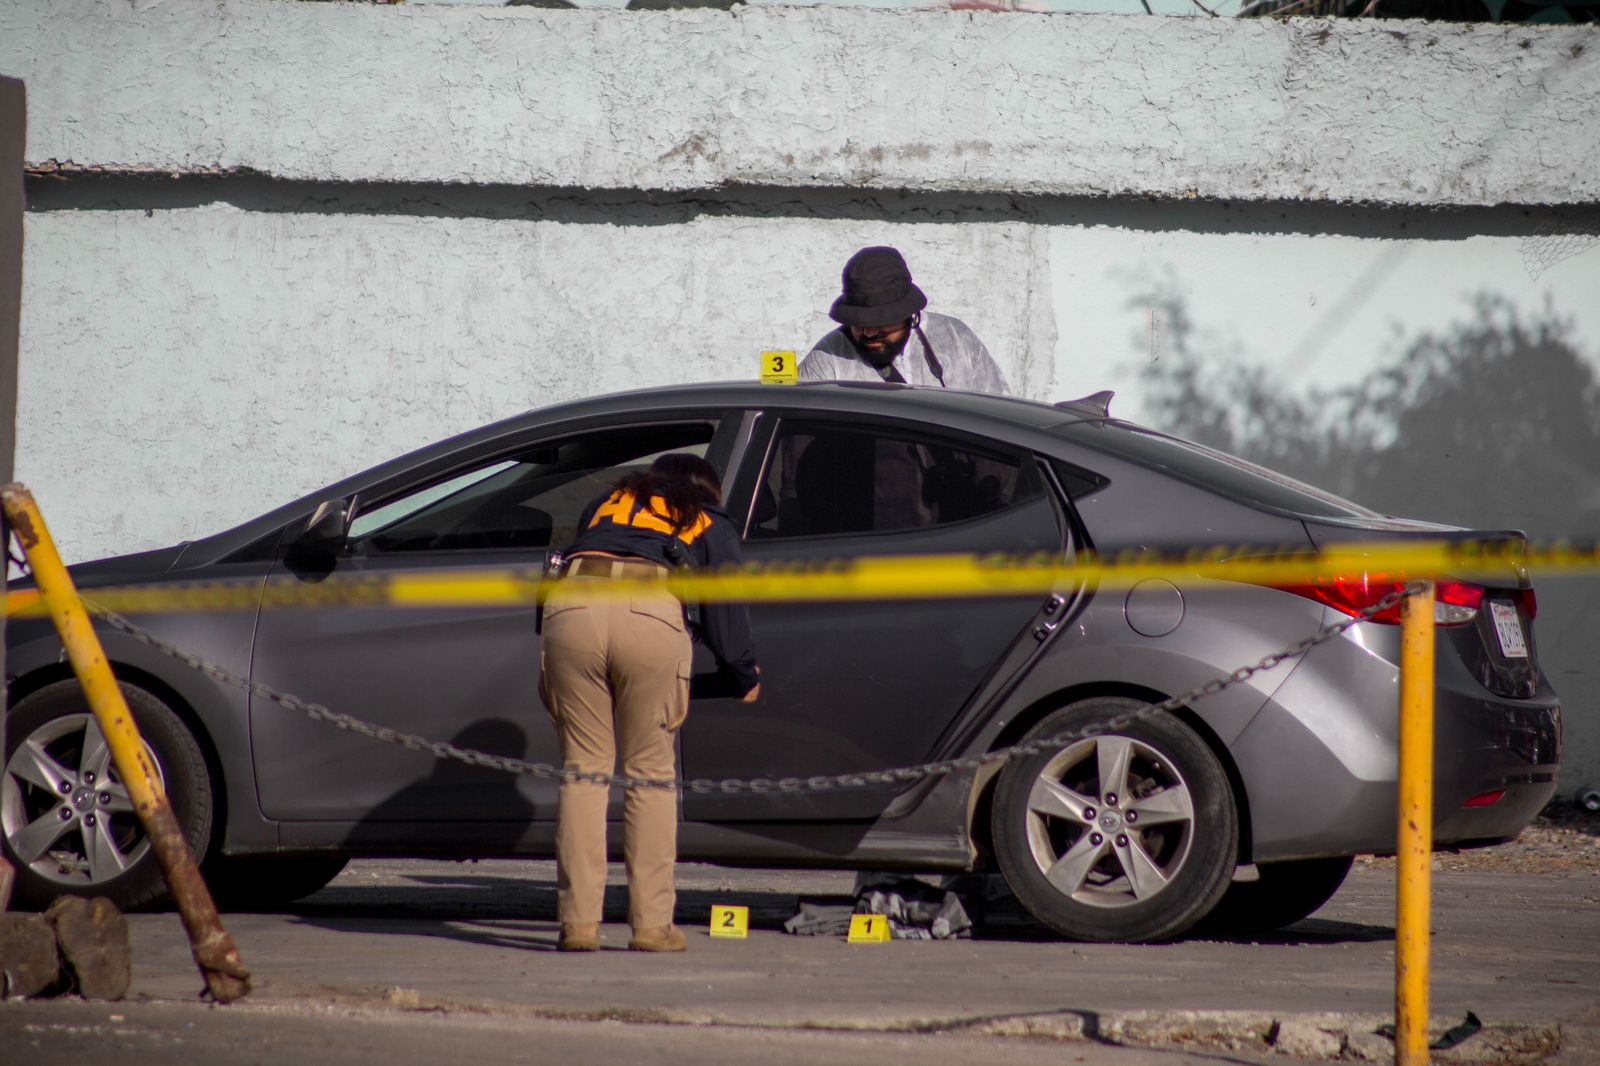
[1056,422,1382,520]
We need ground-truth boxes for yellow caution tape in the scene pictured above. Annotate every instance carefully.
[7,539,1599,618]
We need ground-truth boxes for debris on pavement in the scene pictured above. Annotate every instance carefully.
[0,896,130,1001]
[784,874,972,939]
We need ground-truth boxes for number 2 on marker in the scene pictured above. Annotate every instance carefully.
[710,904,749,938]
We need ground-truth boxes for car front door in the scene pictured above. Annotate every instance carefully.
[249,417,733,842]
[680,414,1067,822]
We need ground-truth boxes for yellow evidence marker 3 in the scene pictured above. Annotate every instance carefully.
[760,351,798,385]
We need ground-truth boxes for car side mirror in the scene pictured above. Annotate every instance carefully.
[285,496,355,579]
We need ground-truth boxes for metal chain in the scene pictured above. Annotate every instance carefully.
[92,584,1422,794]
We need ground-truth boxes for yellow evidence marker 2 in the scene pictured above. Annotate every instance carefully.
[709,905,750,939]
[847,913,892,943]
[760,350,798,385]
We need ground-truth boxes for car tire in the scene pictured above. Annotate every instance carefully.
[990,697,1239,943]
[205,853,350,910]
[1,680,213,911]
[1195,855,1354,934]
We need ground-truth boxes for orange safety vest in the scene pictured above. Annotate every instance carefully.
[586,490,712,547]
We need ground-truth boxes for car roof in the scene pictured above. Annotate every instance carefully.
[500,380,1104,433]
[177,382,1115,564]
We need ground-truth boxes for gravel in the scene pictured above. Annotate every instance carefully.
[1356,799,1600,875]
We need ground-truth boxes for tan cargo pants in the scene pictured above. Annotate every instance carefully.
[539,557,692,929]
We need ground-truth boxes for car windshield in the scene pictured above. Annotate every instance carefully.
[1056,421,1382,520]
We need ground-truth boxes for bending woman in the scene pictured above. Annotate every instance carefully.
[539,453,760,953]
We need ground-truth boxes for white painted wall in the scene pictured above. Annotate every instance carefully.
[24,203,1597,560]
[4,0,1597,204]
[18,207,1056,554]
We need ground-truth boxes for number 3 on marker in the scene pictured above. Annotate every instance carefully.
[760,350,798,386]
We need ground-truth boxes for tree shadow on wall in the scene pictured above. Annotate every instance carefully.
[1127,287,1600,541]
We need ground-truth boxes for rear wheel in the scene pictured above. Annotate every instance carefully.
[2,680,213,910]
[1197,855,1354,934]
[991,697,1238,943]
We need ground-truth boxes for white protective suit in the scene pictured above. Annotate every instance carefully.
[798,312,1011,395]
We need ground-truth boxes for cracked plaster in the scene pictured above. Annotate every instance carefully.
[2,0,1597,206]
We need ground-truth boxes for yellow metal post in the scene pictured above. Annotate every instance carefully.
[1,485,250,1002]
[1396,581,1436,1066]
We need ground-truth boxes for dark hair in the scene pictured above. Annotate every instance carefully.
[611,453,723,531]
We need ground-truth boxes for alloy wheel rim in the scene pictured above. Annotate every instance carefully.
[1,712,162,886]
[1023,733,1196,909]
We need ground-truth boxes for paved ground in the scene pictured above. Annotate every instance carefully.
[4,854,1597,1065]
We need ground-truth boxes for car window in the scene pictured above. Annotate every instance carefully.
[749,420,1045,539]
[350,422,716,553]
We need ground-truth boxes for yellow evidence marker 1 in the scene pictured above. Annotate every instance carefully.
[760,350,798,385]
[847,913,892,943]
[710,904,750,939]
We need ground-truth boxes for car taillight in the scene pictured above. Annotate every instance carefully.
[1277,575,1484,627]
[1434,582,1485,626]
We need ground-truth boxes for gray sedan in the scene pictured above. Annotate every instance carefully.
[2,382,1561,941]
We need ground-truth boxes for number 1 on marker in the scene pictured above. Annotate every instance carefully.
[848,913,891,943]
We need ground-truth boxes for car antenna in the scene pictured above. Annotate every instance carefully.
[1055,390,1115,416]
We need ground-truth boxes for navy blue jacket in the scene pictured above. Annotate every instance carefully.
[566,489,760,696]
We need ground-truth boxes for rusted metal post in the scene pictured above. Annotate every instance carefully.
[1395,581,1436,1066]
[1,484,250,1002]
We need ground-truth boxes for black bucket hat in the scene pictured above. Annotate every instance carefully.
[828,246,927,328]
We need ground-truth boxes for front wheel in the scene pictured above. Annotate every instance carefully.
[990,697,1239,943]
[2,680,214,910]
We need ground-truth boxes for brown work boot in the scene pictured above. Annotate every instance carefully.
[558,922,601,952]
[627,925,687,952]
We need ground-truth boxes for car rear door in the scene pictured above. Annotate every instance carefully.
[679,412,1067,821]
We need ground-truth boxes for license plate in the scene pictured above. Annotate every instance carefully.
[1489,601,1528,659]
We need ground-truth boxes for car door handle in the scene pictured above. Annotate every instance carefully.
[1032,594,1069,641]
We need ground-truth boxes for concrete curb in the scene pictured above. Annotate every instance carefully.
[233,983,1563,1064]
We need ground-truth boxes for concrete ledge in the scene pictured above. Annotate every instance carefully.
[3,0,1596,205]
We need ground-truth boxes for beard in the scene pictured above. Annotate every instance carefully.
[848,328,913,368]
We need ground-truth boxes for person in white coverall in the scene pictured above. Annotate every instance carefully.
[801,246,1013,906]
[799,245,1010,394]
